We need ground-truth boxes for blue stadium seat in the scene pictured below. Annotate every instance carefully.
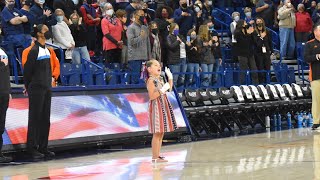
[60,63,81,86]
[89,64,106,85]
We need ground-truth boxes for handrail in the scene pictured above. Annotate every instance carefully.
[214,8,232,19]
[82,58,103,69]
[214,18,230,28]
[45,43,65,64]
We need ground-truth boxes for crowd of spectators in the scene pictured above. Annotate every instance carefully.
[0,0,318,87]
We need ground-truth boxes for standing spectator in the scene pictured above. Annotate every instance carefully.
[30,0,57,33]
[230,11,240,43]
[154,6,174,66]
[22,24,58,159]
[234,19,259,85]
[312,3,320,24]
[0,49,12,163]
[80,0,101,56]
[149,21,162,63]
[244,7,255,26]
[202,0,213,20]
[194,3,205,32]
[115,9,128,67]
[69,13,90,64]
[255,0,275,28]
[20,0,35,37]
[142,2,155,23]
[127,9,151,84]
[101,3,123,65]
[307,1,316,16]
[186,29,200,87]
[166,23,187,87]
[253,17,273,84]
[198,24,214,87]
[115,0,129,12]
[125,0,141,26]
[53,0,77,21]
[278,0,296,59]
[1,0,31,69]
[173,0,196,37]
[52,9,75,62]
[295,3,313,43]
[206,19,222,85]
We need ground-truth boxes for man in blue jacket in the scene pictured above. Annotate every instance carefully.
[30,0,57,36]
[173,0,196,37]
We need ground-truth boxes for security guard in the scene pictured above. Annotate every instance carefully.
[304,23,320,130]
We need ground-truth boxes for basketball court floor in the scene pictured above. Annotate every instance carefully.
[1,128,319,180]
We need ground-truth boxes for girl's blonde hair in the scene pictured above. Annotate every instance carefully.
[168,23,178,34]
[198,25,210,42]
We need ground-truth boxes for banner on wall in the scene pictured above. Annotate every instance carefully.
[3,92,187,146]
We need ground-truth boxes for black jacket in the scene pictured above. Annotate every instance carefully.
[253,29,273,54]
[304,38,320,81]
[186,39,201,63]
[23,42,52,89]
[166,34,185,65]
[234,30,254,57]
[199,39,214,64]
[0,58,10,95]
[69,23,88,47]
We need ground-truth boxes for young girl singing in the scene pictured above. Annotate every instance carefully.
[145,59,178,163]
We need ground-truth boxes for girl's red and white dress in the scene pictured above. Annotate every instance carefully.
[147,76,178,134]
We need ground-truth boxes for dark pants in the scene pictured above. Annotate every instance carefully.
[255,53,271,84]
[295,32,310,43]
[104,49,122,64]
[0,94,9,151]
[238,56,259,85]
[128,60,145,84]
[27,85,52,152]
[86,27,97,52]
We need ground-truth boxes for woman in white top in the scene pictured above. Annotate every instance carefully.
[52,9,75,62]
[230,11,240,43]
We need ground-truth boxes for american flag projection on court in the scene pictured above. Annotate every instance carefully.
[4,92,186,145]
